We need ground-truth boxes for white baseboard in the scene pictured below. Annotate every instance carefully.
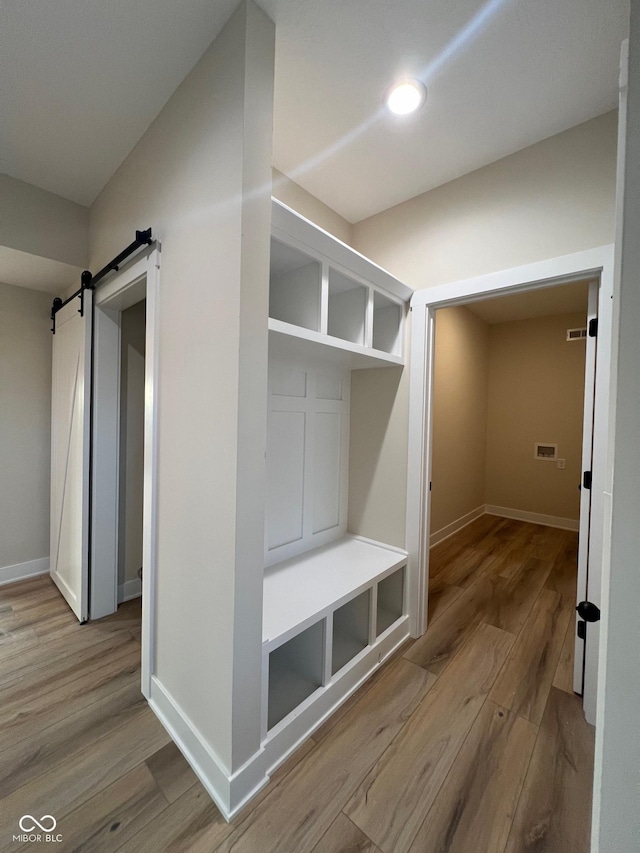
[147,676,267,822]
[146,621,411,822]
[485,505,579,532]
[118,578,142,603]
[0,556,49,587]
[430,506,485,547]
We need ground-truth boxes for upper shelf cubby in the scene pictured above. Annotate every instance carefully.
[269,199,413,368]
[373,291,402,356]
[327,269,368,346]
[269,239,321,332]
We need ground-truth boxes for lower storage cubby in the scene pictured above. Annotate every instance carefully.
[331,590,370,675]
[376,566,405,636]
[268,620,324,730]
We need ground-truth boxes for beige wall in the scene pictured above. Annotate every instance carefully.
[89,0,274,772]
[0,173,88,268]
[430,306,490,534]
[118,300,146,589]
[486,312,586,521]
[428,309,587,534]
[272,168,353,244]
[0,283,52,568]
[351,111,617,290]
[347,112,617,547]
[348,366,407,547]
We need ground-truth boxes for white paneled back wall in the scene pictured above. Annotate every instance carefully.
[265,356,350,566]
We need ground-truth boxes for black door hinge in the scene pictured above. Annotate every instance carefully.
[577,620,586,640]
[589,317,598,337]
[429,481,432,491]
[577,600,601,623]
[583,470,592,490]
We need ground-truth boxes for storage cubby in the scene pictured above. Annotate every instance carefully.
[376,566,405,636]
[261,200,412,775]
[269,239,321,331]
[372,291,402,355]
[331,590,371,675]
[268,620,324,730]
[327,269,368,345]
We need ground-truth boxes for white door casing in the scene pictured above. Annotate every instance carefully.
[580,266,614,725]
[91,245,160,697]
[50,294,92,622]
[573,281,598,698]
[406,245,614,726]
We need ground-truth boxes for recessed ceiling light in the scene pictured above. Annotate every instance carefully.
[385,79,427,116]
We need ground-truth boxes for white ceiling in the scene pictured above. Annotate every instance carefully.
[464,279,589,324]
[0,0,629,223]
[266,0,628,222]
[0,0,240,206]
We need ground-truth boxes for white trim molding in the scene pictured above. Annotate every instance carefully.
[148,675,268,822]
[91,243,161,699]
[411,245,613,309]
[485,505,579,532]
[0,557,49,587]
[429,506,485,547]
[406,244,615,649]
[148,618,410,822]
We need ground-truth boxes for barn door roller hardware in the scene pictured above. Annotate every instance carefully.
[50,228,153,333]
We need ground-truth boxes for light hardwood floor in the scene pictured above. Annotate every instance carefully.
[0,516,594,852]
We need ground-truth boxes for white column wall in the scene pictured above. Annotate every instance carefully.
[593,9,640,851]
[89,0,274,779]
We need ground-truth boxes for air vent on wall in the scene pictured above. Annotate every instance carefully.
[566,327,587,341]
[534,443,558,461]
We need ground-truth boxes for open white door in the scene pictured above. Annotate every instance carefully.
[573,281,599,699]
[50,294,92,622]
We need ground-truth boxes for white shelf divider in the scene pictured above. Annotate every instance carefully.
[263,534,407,651]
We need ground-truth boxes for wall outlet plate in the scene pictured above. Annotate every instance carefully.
[557,458,566,469]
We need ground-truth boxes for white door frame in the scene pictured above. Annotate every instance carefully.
[406,244,614,722]
[91,244,160,698]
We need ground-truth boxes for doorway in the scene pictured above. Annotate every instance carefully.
[118,299,146,605]
[406,245,614,725]
[429,281,590,706]
[91,246,159,698]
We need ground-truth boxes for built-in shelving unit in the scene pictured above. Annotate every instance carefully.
[269,200,409,370]
[262,200,412,762]
[263,536,408,734]
[263,536,407,648]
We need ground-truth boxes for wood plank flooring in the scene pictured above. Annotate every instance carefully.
[0,517,594,852]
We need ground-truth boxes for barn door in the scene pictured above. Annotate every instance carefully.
[50,294,92,622]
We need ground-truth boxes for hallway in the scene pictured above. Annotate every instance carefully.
[0,515,593,852]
